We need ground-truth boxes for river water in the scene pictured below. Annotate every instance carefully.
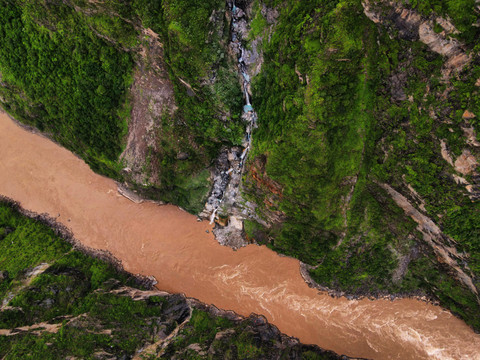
[0,112,479,359]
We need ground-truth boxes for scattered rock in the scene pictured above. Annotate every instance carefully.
[176,152,190,160]
[389,72,407,101]
[214,328,235,340]
[234,7,245,18]
[455,150,478,175]
[186,343,204,354]
[435,16,459,34]
[43,298,55,308]
[227,151,237,162]
[229,216,243,230]
[261,4,279,24]
[93,351,116,360]
[117,183,144,204]
[0,270,9,281]
[440,139,454,166]
[462,126,480,147]
[233,18,249,39]
[463,110,476,120]
[453,174,469,185]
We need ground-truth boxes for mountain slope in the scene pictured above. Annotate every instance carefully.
[240,0,480,330]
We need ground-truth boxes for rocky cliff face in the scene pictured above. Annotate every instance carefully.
[118,1,246,214]
[362,0,471,78]
[120,28,177,186]
[197,0,280,249]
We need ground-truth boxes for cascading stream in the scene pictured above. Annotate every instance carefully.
[201,1,257,247]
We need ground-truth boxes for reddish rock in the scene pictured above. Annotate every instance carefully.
[215,215,229,227]
[462,110,476,120]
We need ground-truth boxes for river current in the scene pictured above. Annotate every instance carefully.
[0,112,479,359]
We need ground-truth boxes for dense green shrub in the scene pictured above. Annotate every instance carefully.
[245,0,480,330]
[0,1,133,176]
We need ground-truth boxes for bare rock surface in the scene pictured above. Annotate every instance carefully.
[120,28,177,185]
[455,149,479,175]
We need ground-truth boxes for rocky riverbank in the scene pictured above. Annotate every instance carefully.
[0,196,355,360]
[300,262,438,305]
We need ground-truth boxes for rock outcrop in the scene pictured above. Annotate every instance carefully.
[362,1,471,78]
[378,182,479,300]
[120,28,177,186]
[455,149,479,175]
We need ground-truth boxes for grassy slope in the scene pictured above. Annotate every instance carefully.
[244,0,480,330]
[0,1,133,177]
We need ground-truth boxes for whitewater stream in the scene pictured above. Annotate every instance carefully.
[1,111,480,359]
[202,1,257,230]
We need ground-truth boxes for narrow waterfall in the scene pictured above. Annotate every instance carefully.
[201,0,258,246]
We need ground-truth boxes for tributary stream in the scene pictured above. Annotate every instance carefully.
[0,112,479,359]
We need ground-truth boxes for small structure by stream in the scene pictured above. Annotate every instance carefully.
[200,1,259,248]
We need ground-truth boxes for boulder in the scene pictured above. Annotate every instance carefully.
[463,110,476,120]
[0,270,9,281]
[176,152,190,160]
[455,150,478,175]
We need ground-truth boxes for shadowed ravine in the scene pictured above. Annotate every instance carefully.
[0,112,479,360]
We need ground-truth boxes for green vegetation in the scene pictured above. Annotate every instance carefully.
[159,309,340,360]
[137,0,245,210]
[0,203,71,300]
[0,1,134,177]
[246,0,387,265]
[0,200,164,358]
[245,0,480,330]
[137,164,212,214]
[0,0,244,208]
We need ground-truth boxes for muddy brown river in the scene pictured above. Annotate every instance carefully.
[0,112,479,359]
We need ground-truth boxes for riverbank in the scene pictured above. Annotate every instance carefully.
[2,189,449,318]
[0,111,479,359]
[299,263,438,304]
[0,199,350,359]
